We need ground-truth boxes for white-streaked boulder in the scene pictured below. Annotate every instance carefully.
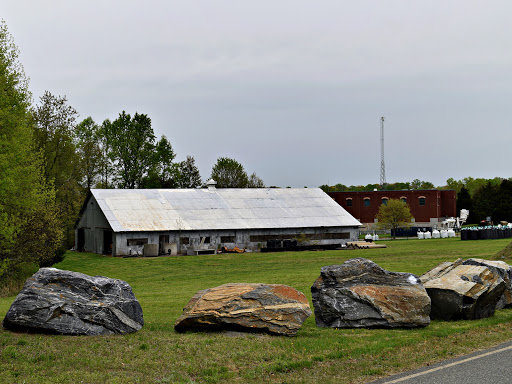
[2,268,143,335]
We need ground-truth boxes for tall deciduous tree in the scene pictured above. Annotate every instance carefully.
[210,157,249,188]
[33,91,83,248]
[178,155,202,188]
[107,111,156,189]
[445,178,465,194]
[247,172,265,188]
[75,116,102,190]
[32,91,80,184]
[376,199,413,239]
[97,118,115,188]
[0,20,62,280]
[410,179,434,190]
[142,135,179,188]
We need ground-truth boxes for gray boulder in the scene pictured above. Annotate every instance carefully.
[2,268,143,335]
[174,283,312,336]
[311,258,431,328]
[421,262,505,320]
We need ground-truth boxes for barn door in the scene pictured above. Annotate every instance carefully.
[103,230,112,255]
[77,228,85,252]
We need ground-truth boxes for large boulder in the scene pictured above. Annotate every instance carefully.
[462,258,512,309]
[174,283,312,336]
[421,263,506,320]
[419,258,463,283]
[2,268,144,335]
[311,258,431,328]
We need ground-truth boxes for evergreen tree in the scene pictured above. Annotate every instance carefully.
[456,187,474,223]
[472,182,499,224]
[497,179,512,223]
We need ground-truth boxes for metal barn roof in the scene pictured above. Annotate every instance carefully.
[90,188,361,232]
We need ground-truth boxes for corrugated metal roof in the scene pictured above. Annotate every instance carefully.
[90,188,361,232]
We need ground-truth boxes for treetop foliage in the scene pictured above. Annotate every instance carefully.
[321,176,508,197]
[177,155,202,189]
[209,157,265,188]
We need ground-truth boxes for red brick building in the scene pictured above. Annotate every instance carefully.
[327,190,456,228]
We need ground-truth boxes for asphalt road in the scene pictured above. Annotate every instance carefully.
[368,340,512,384]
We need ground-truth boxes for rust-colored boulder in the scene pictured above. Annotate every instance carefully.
[174,283,312,336]
[421,263,506,320]
[311,258,431,328]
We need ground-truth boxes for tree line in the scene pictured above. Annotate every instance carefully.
[0,21,264,290]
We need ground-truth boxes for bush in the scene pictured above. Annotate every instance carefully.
[39,248,66,268]
[0,261,39,297]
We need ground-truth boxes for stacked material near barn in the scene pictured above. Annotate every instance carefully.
[76,183,361,256]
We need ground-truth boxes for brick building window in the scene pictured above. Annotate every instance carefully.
[400,196,407,203]
[381,197,388,205]
[364,198,370,207]
[419,196,426,206]
[346,198,353,207]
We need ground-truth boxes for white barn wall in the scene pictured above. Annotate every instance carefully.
[112,226,358,256]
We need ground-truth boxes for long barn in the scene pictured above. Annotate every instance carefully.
[76,181,361,256]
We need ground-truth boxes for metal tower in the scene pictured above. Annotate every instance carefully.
[380,116,387,190]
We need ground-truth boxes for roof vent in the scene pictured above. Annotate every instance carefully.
[207,179,217,191]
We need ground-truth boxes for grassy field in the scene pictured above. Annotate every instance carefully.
[1,238,512,383]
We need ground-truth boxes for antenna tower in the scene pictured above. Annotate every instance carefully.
[380,116,387,190]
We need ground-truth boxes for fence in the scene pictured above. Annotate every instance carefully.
[461,226,512,240]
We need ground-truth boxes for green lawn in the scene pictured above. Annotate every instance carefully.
[1,238,512,383]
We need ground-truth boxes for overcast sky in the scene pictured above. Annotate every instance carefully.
[3,1,512,188]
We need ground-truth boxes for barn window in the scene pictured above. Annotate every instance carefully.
[364,198,370,207]
[419,196,426,206]
[221,236,235,243]
[346,198,353,207]
[180,237,190,245]
[127,238,148,246]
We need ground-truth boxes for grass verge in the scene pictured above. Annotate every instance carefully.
[1,237,512,383]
